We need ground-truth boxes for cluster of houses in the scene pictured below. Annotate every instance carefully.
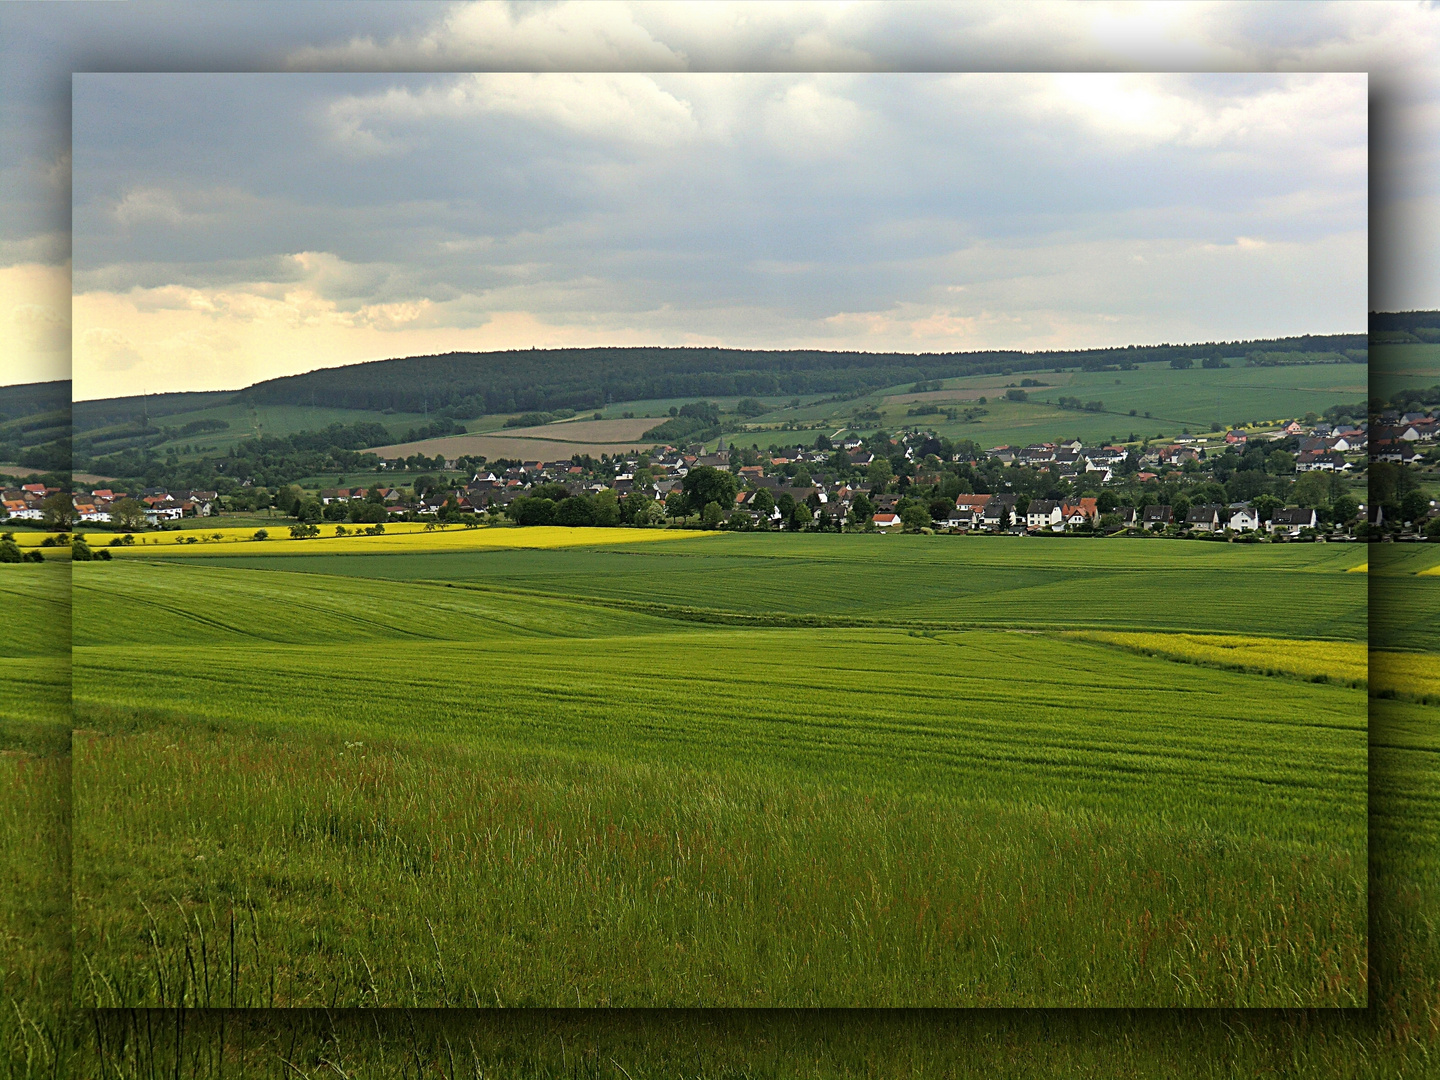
[12,407,1409,539]
[864,493,1320,536]
[1373,409,1438,465]
[980,422,1374,480]
[1,482,59,521]
[65,487,217,525]
[980,440,1129,481]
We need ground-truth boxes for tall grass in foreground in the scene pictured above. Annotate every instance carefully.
[75,712,1364,1008]
[0,742,69,1080]
[0,564,71,1080]
[67,696,1440,1077]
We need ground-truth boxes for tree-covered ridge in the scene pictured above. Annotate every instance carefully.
[1371,310,1440,342]
[233,336,1367,418]
[0,381,70,424]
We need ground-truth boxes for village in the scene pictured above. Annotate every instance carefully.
[12,401,1434,542]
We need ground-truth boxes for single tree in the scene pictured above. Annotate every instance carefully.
[901,504,930,532]
[750,488,775,524]
[41,492,75,530]
[682,465,737,517]
[110,497,147,531]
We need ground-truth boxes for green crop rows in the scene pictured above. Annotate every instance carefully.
[72,538,1367,1008]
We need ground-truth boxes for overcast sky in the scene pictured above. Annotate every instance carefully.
[2,1,1436,396]
[70,70,1366,400]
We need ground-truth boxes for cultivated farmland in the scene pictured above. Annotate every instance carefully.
[73,537,1367,1008]
[0,564,70,1080]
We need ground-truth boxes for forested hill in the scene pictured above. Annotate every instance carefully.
[0,380,70,423]
[233,334,1365,417]
[1371,310,1440,341]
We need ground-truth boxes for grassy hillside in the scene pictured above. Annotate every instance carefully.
[74,543,1365,1009]
[744,362,1366,446]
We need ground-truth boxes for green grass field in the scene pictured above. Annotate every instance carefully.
[204,532,1369,639]
[1371,342,1440,399]
[0,564,71,1080]
[73,536,1367,1008]
[60,546,1440,1075]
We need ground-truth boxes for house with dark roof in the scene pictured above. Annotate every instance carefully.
[981,494,1018,529]
[1185,504,1225,531]
[1269,507,1318,536]
[1141,505,1173,530]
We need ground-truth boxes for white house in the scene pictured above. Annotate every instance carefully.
[1227,505,1261,532]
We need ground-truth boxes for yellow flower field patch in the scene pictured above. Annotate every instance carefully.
[1346,563,1367,573]
[1371,650,1440,703]
[87,523,719,557]
[1068,631,1367,687]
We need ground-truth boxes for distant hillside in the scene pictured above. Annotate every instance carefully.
[0,380,70,424]
[73,388,235,434]
[1371,310,1440,342]
[0,380,72,474]
[227,336,1365,417]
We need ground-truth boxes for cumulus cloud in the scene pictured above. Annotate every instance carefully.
[327,73,700,155]
[289,1,686,73]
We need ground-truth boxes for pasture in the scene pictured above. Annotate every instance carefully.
[77,402,432,457]
[1371,342,1440,399]
[73,537,1367,1008]
[740,362,1366,446]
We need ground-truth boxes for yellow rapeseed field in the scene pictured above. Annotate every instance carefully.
[1069,631,1367,687]
[1346,563,1367,572]
[6,531,62,547]
[87,523,719,557]
[1370,650,1440,702]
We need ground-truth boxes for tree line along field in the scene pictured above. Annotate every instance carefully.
[73,537,1366,1009]
[0,563,70,1080]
